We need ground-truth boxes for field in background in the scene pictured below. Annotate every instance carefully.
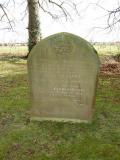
[0,43,120,57]
[94,43,120,55]
[0,45,28,57]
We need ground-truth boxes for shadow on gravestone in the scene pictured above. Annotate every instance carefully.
[27,32,100,123]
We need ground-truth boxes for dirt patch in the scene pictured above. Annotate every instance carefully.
[100,55,120,75]
[100,63,120,74]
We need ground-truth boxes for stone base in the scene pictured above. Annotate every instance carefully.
[30,116,91,123]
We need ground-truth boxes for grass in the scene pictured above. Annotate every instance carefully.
[0,57,120,160]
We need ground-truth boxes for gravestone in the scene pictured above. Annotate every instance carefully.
[28,32,100,122]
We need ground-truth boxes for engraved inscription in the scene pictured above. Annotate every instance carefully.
[35,59,86,105]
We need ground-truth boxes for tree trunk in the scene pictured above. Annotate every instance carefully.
[27,0,41,55]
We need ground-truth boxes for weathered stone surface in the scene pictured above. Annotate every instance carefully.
[28,32,100,122]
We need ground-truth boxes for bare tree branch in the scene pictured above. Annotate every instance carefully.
[38,1,58,19]
[48,0,68,20]
[37,0,80,21]
[0,3,13,30]
[21,5,28,21]
[89,1,120,31]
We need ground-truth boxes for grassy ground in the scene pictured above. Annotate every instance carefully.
[0,57,120,160]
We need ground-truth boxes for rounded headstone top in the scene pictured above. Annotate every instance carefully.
[29,32,100,66]
[37,32,95,50]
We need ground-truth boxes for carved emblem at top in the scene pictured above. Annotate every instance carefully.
[52,35,73,54]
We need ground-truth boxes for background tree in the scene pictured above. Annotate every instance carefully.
[27,0,41,53]
[0,0,79,56]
